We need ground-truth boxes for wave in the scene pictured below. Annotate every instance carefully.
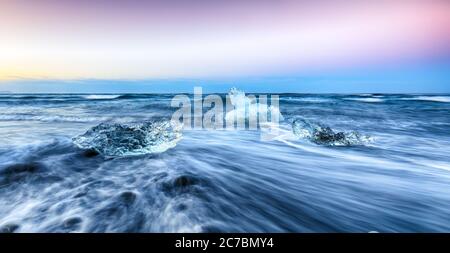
[72,120,182,157]
[343,97,383,103]
[292,118,372,146]
[115,94,160,100]
[83,95,121,100]
[401,96,450,103]
[0,95,62,99]
[0,114,105,123]
[283,97,333,103]
[0,94,121,101]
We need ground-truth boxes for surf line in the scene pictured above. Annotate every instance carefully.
[175,237,209,251]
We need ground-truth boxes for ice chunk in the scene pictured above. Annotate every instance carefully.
[73,120,182,157]
[292,118,371,146]
[225,88,284,125]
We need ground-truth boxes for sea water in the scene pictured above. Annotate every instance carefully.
[0,92,449,232]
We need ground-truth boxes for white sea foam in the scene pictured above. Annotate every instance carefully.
[0,114,104,122]
[83,95,120,100]
[286,97,332,103]
[344,97,384,103]
[401,96,450,103]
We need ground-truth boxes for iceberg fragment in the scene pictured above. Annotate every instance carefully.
[73,120,182,157]
[292,118,371,146]
[225,88,284,125]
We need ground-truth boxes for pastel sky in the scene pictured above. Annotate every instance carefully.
[0,0,449,92]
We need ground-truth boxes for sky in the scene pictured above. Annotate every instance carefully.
[0,0,449,93]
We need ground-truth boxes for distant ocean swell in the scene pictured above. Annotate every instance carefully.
[1,93,450,103]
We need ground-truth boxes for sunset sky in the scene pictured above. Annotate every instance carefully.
[0,0,449,92]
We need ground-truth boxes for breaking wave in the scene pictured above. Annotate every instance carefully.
[72,120,182,157]
[344,97,384,103]
[401,96,450,103]
[83,95,121,100]
[292,97,333,103]
[292,118,371,146]
[0,114,105,123]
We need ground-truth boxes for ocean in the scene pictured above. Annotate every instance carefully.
[0,92,449,232]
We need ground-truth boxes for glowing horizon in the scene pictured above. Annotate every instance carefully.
[0,0,449,82]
